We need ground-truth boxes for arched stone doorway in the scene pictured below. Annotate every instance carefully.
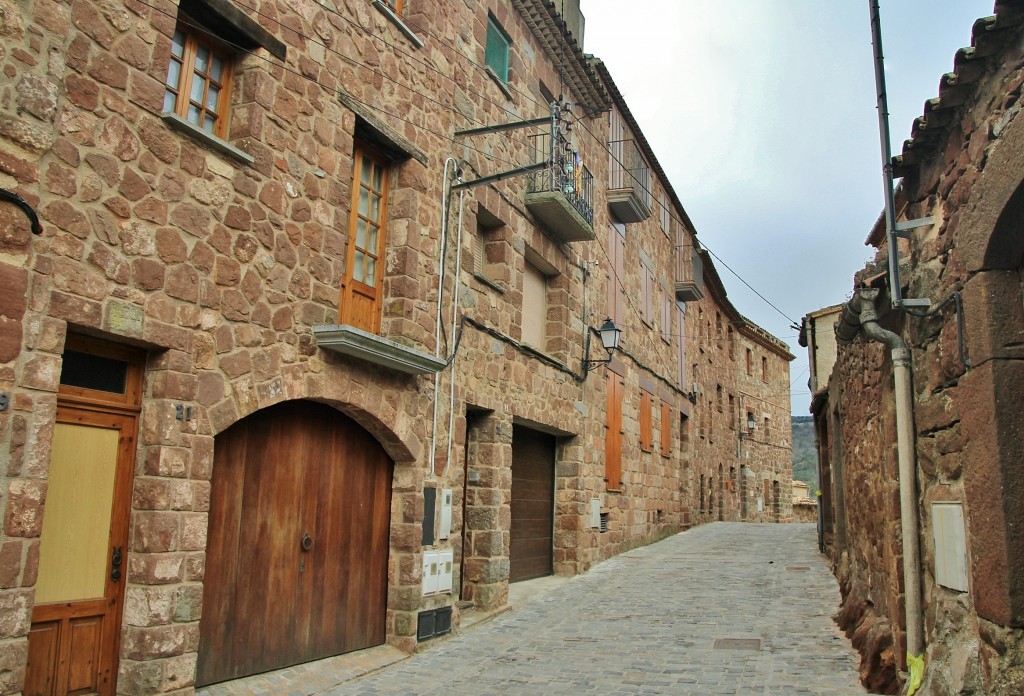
[955,152,1024,627]
[197,400,394,686]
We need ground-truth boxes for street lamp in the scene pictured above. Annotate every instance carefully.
[740,412,757,440]
[582,318,622,372]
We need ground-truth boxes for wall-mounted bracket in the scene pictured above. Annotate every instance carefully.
[895,216,935,239]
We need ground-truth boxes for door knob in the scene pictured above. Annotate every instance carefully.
[301,532,313,551]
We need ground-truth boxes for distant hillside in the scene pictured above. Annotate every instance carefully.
[791,416,818,493]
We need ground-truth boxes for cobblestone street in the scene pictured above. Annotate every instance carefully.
[205,523,867,695]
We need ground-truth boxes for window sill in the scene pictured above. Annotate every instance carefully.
[313,324,446,375]
[372,0,424,48]
[519,342,565,370]
[472,272,505,294]
[161,112,254,165]
[484,66,513,100]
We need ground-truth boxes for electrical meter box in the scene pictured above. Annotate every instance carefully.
[422,551,439,595]
[437,550,453,593]
[439,488,453,540]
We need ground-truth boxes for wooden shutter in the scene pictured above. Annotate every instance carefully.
[640,389,652,452]
[660,401,671,456]
[640,261,654,324]
[677,303,687,388]
[522,261,546,349]
[607,221,625,324]
[605,372,623,489]
[661,288,672,342]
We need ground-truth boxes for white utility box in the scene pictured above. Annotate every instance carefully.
[422,551,439,596]
[932,502,969,592]
[437,550,453,593]
[439,488,453,540]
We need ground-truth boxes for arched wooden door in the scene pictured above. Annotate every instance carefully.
[198,401,394,686]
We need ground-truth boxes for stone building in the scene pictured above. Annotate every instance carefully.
[687,257,795,527]
[813,1,1024,693]
[0,0,792,693]
[802,303,842,395]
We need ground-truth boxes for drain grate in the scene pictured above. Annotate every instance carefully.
[714,638,762,651]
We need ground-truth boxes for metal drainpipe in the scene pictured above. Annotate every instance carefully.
[836,287,925,668]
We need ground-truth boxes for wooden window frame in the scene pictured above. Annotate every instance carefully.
[485,13,511,83]
[746,348,753,375]
[164,21,235,139]
[340,143,391,334]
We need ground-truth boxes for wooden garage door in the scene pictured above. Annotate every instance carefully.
[510,426,555,582]
[198,401,393,686]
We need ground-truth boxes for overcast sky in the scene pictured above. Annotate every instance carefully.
[582,0,996,414]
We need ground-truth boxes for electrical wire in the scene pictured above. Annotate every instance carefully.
[229,0,803,334]
[151,0,800,384]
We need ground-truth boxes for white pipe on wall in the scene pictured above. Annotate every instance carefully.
[429,159,458,480]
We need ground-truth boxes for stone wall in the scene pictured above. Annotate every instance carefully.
[823,5,1024,694]
[683,288,793,526]
[0,0,794,692]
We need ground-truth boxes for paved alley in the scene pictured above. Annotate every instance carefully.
[313,522,866,695]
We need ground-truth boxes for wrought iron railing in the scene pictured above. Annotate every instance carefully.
[527,131,594,226]
[675,228,704,302]
[608,137,652,210]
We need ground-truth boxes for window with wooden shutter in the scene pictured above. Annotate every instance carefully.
[676,303,687,388]
[640,261,654,326]
[605,372,623,490]
[659,189,671,236]
[661,288,672,343]
[640,389,653,452]
[522,261,547,349]
[607,219,626,325]
[660,401,671,456]
[340,144,390,333]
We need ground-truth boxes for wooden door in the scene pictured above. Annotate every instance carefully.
[198,401,393,686]
[340,145,389,334]
[26,336,143,696]
[510,426,555,583]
